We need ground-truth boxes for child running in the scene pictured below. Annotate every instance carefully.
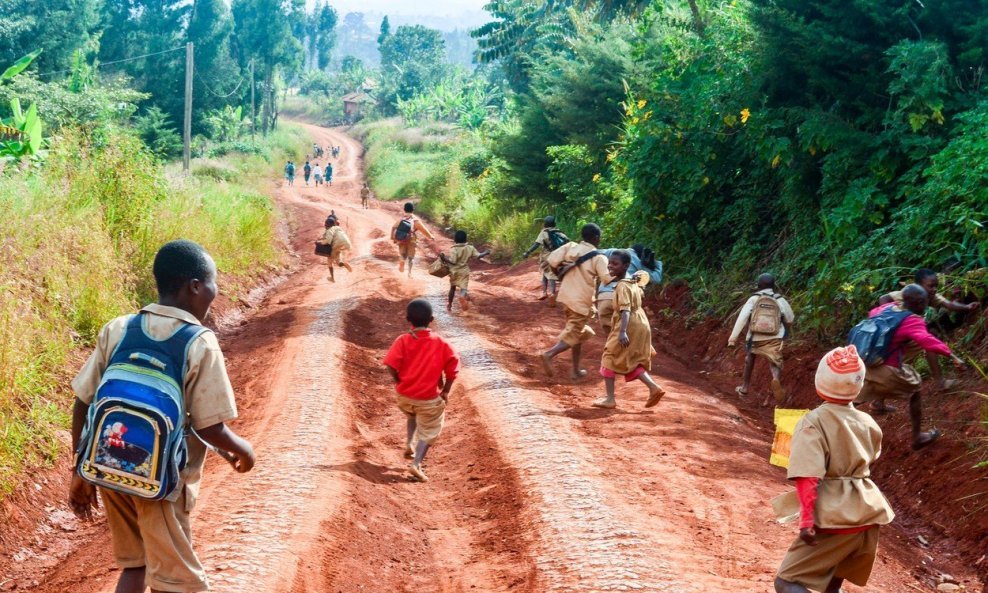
[383,299,460,482]
[773,345,894,593]
[391,202,435,277]
[593,250,665,409]
[440,230,491,313]
[317,214,353,282]
[521,216,568,304]
[69,240,255,593]
[728,273,796,406]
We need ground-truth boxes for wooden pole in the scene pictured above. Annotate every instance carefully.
[250,59,256,144]
[183,42,194,172]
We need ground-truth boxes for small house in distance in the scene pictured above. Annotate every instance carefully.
[342,92,375,120]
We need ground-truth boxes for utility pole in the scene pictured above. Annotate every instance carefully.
[183,42,194,172]
[250,59,256,144]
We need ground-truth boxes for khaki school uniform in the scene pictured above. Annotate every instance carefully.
[776,404,894,592]
[447,243,482,291]
[72,304,238,593]
[395,395,447,444]
[728,289,795,366]
[601,279,655,374]
[322,226,352,266]
[546,241,610,346]
[535,228,559,282]
[392,216,434,259]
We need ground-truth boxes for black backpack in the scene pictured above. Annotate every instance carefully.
[394,217,414,242]
[544,229,569,251]
[847,307,913,366]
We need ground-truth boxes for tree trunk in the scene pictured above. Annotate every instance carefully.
[687,0,705,38]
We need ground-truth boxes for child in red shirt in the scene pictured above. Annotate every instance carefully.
[383,299,460,482]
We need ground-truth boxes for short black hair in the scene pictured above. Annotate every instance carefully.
[543,216,556,228]
[404,202,414,213]
[631,244,645,259]
[914,268,938,284]
[610,249,632,266]
[581,223,601,242]
[454,230,467,243]
[406,299,433,327]
[902,283,929,306]
[325,215,337,227]
[153,240,213,296]
[756,273,776,289]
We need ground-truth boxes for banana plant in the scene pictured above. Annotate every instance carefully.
[1,49,45,160]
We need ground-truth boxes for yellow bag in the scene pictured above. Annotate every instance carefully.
[769,408,810,468]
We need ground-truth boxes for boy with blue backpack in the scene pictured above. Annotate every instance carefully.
[850,283,964,450]
[69,239,255,593]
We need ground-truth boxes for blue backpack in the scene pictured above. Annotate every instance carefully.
[76,313,208,500]
[847,307,913,367]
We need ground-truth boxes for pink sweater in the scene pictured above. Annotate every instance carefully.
[869,303,952,367]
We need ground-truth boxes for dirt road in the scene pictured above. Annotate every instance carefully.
[4,122,981,593]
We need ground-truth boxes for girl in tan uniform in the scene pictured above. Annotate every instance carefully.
[440,230,490,312]
[317,214,353,282]
[593,250,665,409]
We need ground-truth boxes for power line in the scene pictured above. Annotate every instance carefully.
[36,46,185,78]
[195,70,246,99]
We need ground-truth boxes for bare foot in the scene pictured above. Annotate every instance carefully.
[771,379,785,404]
[540,352,554,377]
[404,445,414,459]
[341,262,353,272]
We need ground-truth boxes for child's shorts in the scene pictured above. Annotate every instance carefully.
[396,395,446,445]
[777,527,879,592]
[398,241,417,259]
[101,487,208,592]
[558,306,595,346]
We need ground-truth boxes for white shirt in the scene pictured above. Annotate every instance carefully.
[313,166,323,176]
[729,288,795,343]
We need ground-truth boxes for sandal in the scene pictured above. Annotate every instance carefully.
[645,386,666,408]
[735,386,748,397]
[592,398,616,409]
[911,428,943,451]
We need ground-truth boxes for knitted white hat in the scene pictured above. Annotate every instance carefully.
[815,345,866,403]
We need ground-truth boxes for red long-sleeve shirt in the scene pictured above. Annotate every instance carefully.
[869,303,952,368]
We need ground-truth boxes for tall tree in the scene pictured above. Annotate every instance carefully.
[379,25,448,111]
[188,0,242,133]
[232,0,304,132]
[317,3,338,70]
[378,15,391,46]
[0,0,101,72]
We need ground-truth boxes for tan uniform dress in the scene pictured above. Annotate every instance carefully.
[776,404,895,592]
[322,226,352,265]
[546,241,610,346]
[535,229,559,282]
[392,215,434,260]
[72,304,238,593]
[447,243,482,292]
[602,278,655,374]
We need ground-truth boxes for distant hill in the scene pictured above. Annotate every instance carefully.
[334,12,480,69]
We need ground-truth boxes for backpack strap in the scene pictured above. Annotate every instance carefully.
[557,249,600,280]
[108,312,210,393]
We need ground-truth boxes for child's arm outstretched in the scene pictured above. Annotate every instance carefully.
[196,423,255,473]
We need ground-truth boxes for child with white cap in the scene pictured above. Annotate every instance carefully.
[773,345,896,593]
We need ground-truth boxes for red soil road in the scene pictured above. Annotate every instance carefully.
[2,121,982,592]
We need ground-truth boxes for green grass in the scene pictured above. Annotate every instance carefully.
[0,123,303,497]
[352,118,541,259]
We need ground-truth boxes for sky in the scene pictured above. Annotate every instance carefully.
[322,0,488,16]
